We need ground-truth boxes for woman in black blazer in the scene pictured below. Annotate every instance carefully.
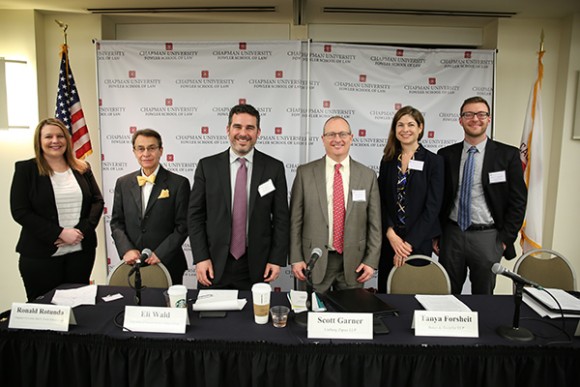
[377,106,444,293]
[10,118,104,301]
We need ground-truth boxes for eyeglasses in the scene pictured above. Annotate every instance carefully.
[323,131,352,139]
[133,145,160,153]
[461,111,490,119]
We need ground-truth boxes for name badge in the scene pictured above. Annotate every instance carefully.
[124,305,188,334]
[307,312,373,340]
[488,170,506,184]
[258,179,276,197]
[352,189,366,202]
[9,302,75,332]
[414,310,479,338]
[408,160,424,171]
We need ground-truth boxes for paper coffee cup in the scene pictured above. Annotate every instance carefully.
[167,285,187,308]
[251,283,271,324]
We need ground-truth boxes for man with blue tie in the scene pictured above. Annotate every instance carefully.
[435,96,527,294]
[111,129,190,285]
[188,104,289,290]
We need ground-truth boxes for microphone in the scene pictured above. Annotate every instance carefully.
[491,263,543,290]
[306,248,323,271]
[128,248,152,276]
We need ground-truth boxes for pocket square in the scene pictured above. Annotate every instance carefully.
[158,189,170,199]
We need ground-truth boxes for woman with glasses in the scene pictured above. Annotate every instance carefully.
[10,118,104,301]
[377,106,444,293]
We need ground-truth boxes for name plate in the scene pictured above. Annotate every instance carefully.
[124,305,187,334]
[9,303,72,332]
[307,312,373,340]
[414,311,479,338]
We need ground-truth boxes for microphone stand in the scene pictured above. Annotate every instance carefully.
[128,262,143,306]
[497,282,534,341]
[295,267,314,327]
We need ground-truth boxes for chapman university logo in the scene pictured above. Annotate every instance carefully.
[138,43,198,60]
[440,51,493,69]
[103,70,161,89]
[176,70,235,89]
[140,99,198,117]
[99,106,126,117]
[404,78,460,95]
[213,43,273,61]
[333,77,391,94]
[249,71,320,90]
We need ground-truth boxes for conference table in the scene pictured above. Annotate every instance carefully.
[0,285,579,387]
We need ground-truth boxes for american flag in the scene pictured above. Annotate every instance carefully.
[55,44,92,159]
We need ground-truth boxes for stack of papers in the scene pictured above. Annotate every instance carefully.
[523,287,580,319]
[415,295,471,312]
[191,289,247,311]
[51,284,98,308]
[287,290,326,313]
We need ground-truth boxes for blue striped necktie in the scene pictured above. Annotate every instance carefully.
[458,146,478,231]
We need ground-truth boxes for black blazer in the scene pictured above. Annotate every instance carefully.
[188,149,290,285]
[10,159,104,258]
[110,165,190,283]
[378,146,444,248]
[438,139,527,259]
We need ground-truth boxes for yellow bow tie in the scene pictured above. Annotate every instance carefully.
[137,174,156,186]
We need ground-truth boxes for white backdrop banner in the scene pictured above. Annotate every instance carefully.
[96,40,495,290]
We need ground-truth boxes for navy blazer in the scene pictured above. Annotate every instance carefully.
[438,139,527,259]
[10,159,104,258]
[188,149,290,285]
[378,146,444,248]
[110,165,190,283]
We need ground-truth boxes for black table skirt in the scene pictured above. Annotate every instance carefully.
[1,285,579,387]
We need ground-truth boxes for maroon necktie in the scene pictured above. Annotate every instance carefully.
[333,163,345,254]
[230,158,247,259]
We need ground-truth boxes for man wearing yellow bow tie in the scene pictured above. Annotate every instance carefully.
[111,129,190,284]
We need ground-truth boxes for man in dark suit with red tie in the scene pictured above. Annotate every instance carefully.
[111,129,190,285]
[188,104,289,290]
[434,96,527,294]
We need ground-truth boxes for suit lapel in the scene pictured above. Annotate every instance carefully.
[449,143,463,193]
[313,158,329,225]
[482,139,497,185]
[345,159,361,221]
[248,150,264,216]
[144,166,166,216]
[129,170,143,217]
[219,150,232,215]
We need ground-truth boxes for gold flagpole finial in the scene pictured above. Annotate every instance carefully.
[539,29,545,53]
[55,19,68,46]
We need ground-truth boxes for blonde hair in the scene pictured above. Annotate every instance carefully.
[33,118,88,176]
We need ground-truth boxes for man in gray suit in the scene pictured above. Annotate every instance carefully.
[111,129,190,285]
[290,116,381,293]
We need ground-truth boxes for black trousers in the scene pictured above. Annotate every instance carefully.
[19,249,96,301]
[199,253,252,291]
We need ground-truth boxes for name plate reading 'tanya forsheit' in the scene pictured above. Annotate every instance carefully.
[414,310,479,338]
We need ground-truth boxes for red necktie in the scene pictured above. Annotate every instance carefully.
[230,158,247,259]
[333,163,345,254]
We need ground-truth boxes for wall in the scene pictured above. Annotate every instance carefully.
[0,11,579,310]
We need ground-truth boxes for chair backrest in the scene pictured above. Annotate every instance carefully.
[513,248,576,291]
[386,254,451,295]
[107,262,173,289]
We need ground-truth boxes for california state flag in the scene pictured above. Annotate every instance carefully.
[519,51,544,252]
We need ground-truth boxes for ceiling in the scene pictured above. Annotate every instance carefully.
[1,0,579,27]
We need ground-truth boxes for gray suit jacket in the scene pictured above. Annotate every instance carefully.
[289,157,382,286]
[110,165,190,284]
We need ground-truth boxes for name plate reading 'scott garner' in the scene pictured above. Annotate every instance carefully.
[308,312,373,340]
[414,310,479,338]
